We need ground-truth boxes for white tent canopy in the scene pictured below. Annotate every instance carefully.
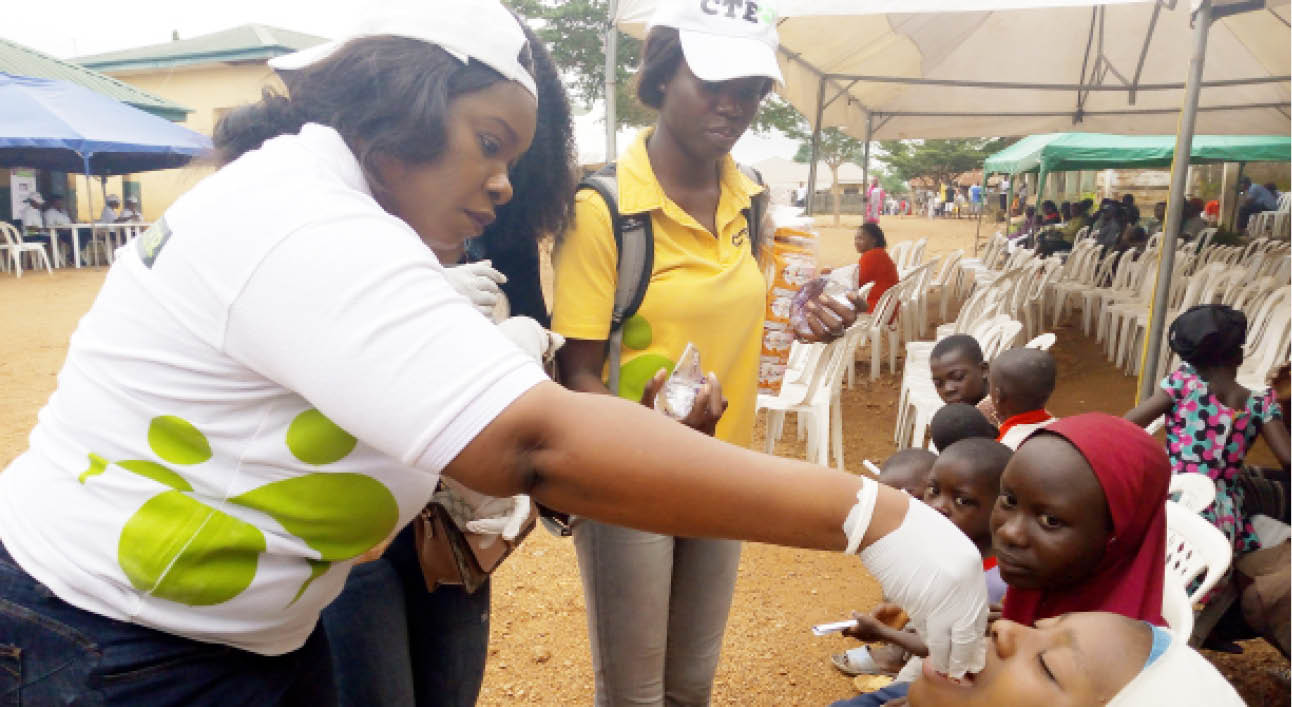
[615,0,1291,140]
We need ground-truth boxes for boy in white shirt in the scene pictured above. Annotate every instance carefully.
[100,194,121,223]
[18,192,44,231]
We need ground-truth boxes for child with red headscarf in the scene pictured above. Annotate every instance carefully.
[992,413,1170,626]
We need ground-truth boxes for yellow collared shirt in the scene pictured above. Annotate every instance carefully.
[552,130,766,446]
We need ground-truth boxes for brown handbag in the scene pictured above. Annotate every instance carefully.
[412,494,536,594]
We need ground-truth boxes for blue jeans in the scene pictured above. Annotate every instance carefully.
[0,540,335,706]
[829,681,911,707]
[321,525,490,707]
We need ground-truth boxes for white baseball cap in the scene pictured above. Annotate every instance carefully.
[26,191,43,205]
[648,0,783,85]
[268,0,537,98]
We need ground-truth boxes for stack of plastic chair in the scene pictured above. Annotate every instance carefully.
[1099,250,1171,367]
[850,279,906,383]
[1048,240,1102,327]
[1018,258,1063,342]
[0,223,54,277]
[927,249,965,323]
[887,241,914,273]
[1235,285,1291,390]
[1248,192,1291,240]
[898,257,941,343]
[757,336,851,469]
[898,237,928,276]
[1127,263,1225,377]
[1077,249,1137,336]
[956,233,1007,298]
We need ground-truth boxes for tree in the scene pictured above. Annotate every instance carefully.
[876,138,1016,190]
[790,127,865,225]
[504,0,806,135]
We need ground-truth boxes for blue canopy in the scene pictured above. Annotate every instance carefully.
[0,72,211,175]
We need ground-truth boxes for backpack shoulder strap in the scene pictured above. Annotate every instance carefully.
[737,163,767,254]
[576,163,653,396]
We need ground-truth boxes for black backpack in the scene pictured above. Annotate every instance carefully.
[576,162,767,394]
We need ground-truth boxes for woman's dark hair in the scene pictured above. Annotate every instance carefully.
[214,35,532,190]
[1060,201,1072,220]
[637,27,685,109]
[859,222,887,248]
[1169,304,1247,369]
[469,18,575,325]
[1042,200,1058,214]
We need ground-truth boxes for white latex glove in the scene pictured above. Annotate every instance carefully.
[464,494,532,547]
[496,316,565,366]
[844,480,989,679]
[444,260,507,317]
[437,478,532,549]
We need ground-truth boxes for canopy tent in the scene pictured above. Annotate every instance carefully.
[614,0,1291,142]
[0,73,211,175]
[984,132,1292,175]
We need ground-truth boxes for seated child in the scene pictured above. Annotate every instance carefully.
[924,438,1012,602]
[832,449,938,677]
[876,448,937,499]
[1126,305,1290,565]
[928,335,989,410]
[994,413,1169,626]
[989,348,1057,450]
[829,440,1011,706]
[929,403,998,452]
[906,611,1244,706]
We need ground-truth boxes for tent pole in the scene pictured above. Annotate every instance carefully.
[1004,177,1015,236]
[603,0,619,163]
[83,155,94,269]
[1137,0,1213,403]
[805,77,826,217]
[861,113,873,215]
[973,168,985,255]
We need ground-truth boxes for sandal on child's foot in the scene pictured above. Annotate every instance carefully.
[831,648,884,676]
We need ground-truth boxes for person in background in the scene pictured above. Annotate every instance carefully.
[100,194,121,223]
[1238,176,1280,231]
[1125,305,1289,589]
[1092,199,1125,252]
[793,181,807,208]
[865,176,885,224]
[930,402,999,452]
[1059,200,1072,222]
[998,176,1010,212]
[117,196,142,222]
[1180,198,1209,241]
[1121,193,1140,225]
[969,182,982,216]
[1203,199,1220,225]
[1038,200,1060,226]
[855,222,898,316]
[41,194,75,264]
[989,348,1057,450]
[18,191,44,232]
[1015,178,1028,211]
[1142,201,1166,236]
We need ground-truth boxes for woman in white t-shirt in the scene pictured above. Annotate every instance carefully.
[0,1,989,703]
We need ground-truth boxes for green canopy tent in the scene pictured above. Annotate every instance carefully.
[983,132,1292,203]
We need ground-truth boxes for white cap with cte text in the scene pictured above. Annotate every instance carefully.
[648,0,783,85]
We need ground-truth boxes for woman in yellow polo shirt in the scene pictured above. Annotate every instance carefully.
[552,3,855,703]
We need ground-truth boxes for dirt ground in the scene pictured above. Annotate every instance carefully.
[1,213,1286,705]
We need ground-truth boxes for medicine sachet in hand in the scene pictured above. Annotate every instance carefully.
[789,276,855,337]
[657,343,704,420]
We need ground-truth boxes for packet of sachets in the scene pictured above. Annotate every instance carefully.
[657,343,704,420]
[789,276,855,338]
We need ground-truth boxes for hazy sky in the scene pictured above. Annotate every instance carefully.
[7,1,797,164]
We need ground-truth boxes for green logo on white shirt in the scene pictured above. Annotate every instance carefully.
[81,410,398,607]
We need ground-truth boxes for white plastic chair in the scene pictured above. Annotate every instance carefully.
[0,223,54,277]
[1164,500,1233,605]
[1023,333,1056,350]
[1161,570,1195,639]
[1169,473,1217,514]
[756,336,851,469]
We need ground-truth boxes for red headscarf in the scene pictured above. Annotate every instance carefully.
[1002,413,1169,626]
